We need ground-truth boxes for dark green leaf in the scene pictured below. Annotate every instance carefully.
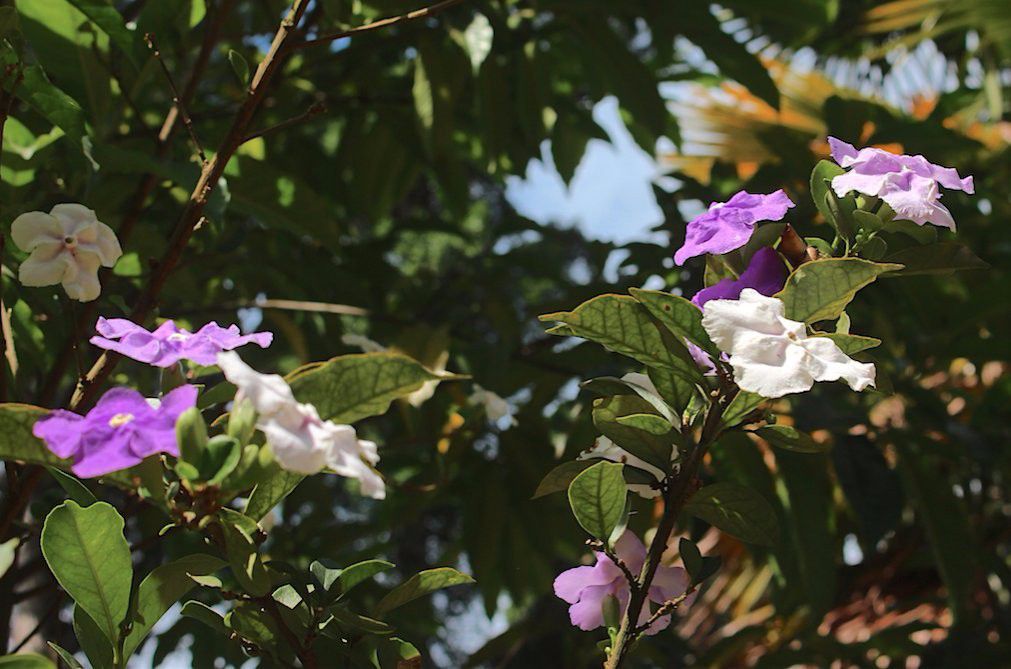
[532,460,594,499]
[754,425,827,453]
[684,482,779,546]
[373,568,474,616]
[884,241,987,276]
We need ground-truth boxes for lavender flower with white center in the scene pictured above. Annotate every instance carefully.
[674,190,794,265]
[33,385,197,478]
[828,137,974,231]
[90,318,273,368]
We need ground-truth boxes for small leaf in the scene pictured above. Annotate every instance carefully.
[679,537,702,583]
[218,509,270,596]
[41,501,132,645]
[373,568,474,616]
[567,461,627,542]
[809,160,845,230]
[48,643,84,669]
[228,49,250,87]
[721,391,766,429]
[776,258,902,323]
[754,425,827,453]
[45,466,95,506]
[532,460,595,499]
[684,482,780,546]
[593,396,674,471]
[175,407,208,474]
[336,559,396,596]
[180,600,227,634]
[328,606,394,636]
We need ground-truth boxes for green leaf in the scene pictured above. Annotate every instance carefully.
[540,295,701,384]
[218,508,270,597]
[335,559,395,597]
[0,537,17,579]
[65,0,143,66]
[373,567,474,616]
[41,501,132,645]
[377,637,422,669]
[810,160,845,230]
[881,217,937,244]
[288,352,461,424]
[180,600,227,634]
[684,482,780,546]
[776,258,902,323]
[122,554,226,659]
[16,66,87,143]
[883,241,987,276]
[679,537,703,583]
[45,466,96,506]
[203,435,241,485]
[532,460,595,499]
[814,332,881,355]
[566,461,627,542]
[328,606,394,636]
[754,425,827,453]
[721,391,766,429]
[593,395,674,471]
[615,413,671,436]
[73,606,113,669]
[0,654,56,668]
[175,407,208,473]
[0,404,69,467]
[629,288,716,355]
[244,468,303,521]
[228,49,250,87]
[581,375,678,423]
[47,643,84,669]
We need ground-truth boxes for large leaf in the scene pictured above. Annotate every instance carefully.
[287,352,460,424]
[121,554,226,659]
[684,481,779,546]
[218,509,270,597]
[540,295,701,383]
[776,258,902,323]
[566,461,627,542]
[373,568,474,617]
[883,241,988,276]
[244,468,303,521]
[40,501,132,645]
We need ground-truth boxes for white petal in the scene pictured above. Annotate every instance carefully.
[82,221,123,267]
[322,423,386,499]
[729,344,817,398]
[261,414,329,475]
[217,351,297,417]
[50,203,98,230]
[798,337,876,391]
[11,212,64,251]
[578,436,664,499]
[18,243,70,287]
[61,252,102,302]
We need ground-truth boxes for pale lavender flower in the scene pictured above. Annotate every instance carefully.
[674,190,794,265]
[553,531,695,634]
[828,137,974,231]
[33,385,197,478]
[90,318,272,367]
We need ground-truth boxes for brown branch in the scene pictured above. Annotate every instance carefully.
[293,0,469,51]
[68,0,313,413]
[242,101,327,144]
[144,32,208,165]
[37,0,237,407]
[261,596,318,668]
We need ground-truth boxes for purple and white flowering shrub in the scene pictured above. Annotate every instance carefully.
[538,139,981,667]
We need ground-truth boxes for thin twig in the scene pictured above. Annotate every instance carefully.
[634,585,698,635]
[242,101,327,144]
[293,0,468,51]
[145,32,208,165]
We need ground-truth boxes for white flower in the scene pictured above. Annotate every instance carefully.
[701,289,875,398]
[217,352,385,498]
[11,204,122,301]
[469,385,516,426]
[578,436,664,499]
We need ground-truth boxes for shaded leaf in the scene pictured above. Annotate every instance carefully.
[566,461,627,542]
[684,481,779,546]
[373,568,474,616]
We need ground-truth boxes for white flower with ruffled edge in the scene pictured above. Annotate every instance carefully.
[701,289,875,398]
[11,204,122,302]
[217,352,385,498]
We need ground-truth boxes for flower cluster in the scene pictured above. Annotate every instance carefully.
[554,531,695,634]
[828,137,973,231]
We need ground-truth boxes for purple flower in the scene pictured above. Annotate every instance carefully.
[553,531,694,635]
[33,385,198,478]
[691,247,787,307]
[90,318,273,367]
[828,137,974,231]
[674,190,794,265]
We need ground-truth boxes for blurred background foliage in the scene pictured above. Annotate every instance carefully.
[0,0,1008,666]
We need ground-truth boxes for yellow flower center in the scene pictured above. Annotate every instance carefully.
[108,412,134,427]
